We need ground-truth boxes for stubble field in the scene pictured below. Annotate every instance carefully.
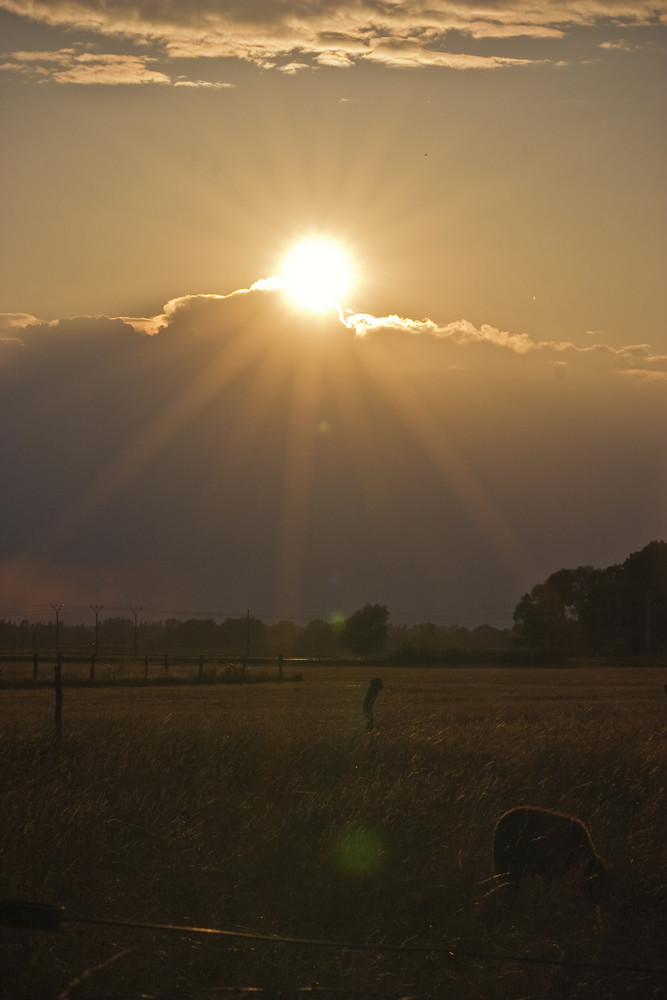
[0,665,665,999]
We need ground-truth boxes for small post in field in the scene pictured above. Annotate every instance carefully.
[89,654,96,683]
[51,603,63,656]
[90,604,103,656]
[33,653,38,681]
[129,605,142,657]
[362,678,383,732]
[54,656,63,739]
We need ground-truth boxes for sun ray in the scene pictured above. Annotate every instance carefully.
[272,338,330,613]
[351,339,540,587]
[32,300,276,563]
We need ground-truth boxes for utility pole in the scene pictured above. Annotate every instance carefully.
[51,603,64,656]
[129,606,142,657]
[90,605,104,655]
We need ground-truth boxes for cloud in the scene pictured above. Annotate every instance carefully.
[0,46,234,85]
[360,43,537,70]
[1,280,664,620]
[4,282,666,382]
[621,369,667,384]
[2,1,664,76]
[0,310,42,333]
[598,39,639,51]
[173,77,233,88]
[339,308,667,379]
[50,51,170,85]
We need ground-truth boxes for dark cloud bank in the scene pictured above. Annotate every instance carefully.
[1,283,665,624]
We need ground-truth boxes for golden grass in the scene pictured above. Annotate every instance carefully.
[0,665,665,999]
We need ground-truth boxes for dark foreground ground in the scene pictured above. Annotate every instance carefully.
[1,665,665,999]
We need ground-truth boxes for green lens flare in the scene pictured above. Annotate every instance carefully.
[328,612,346,633]
[330,827,387,878]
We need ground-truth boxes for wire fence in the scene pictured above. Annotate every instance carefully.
[3,898,666,979]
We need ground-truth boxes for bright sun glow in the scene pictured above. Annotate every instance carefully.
[280,238,354,312]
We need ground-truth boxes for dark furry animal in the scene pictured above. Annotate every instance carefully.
[494,807,606,889]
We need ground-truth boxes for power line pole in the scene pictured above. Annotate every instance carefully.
[50,603,64,655]
[90,605,104,655]
[129,606,142,657]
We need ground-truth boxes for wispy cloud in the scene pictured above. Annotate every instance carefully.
[173,77,233,89]
[598,39,639,51]
[2,1,664,76]
[0,47,233,85]
[0,310,42,333]
[336,308,667,381]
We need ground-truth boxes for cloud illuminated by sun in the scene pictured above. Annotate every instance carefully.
[279,238,354,312]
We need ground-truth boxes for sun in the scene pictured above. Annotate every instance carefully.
[280,238,354,312]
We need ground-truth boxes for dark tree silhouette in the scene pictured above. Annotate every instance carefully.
[512,565,594,654]
[344,603,389,656]
[513,540,667,655]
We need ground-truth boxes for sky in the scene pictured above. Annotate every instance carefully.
[1,1,666,629]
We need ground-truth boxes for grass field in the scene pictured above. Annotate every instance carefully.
[1,665,665,999]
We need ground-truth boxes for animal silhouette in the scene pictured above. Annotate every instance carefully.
[494,806,606,891]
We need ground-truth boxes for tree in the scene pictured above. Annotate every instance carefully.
[513,566,594,654]
[266,619,303,656]
[344,604,389,656]
[218,615,267,656]
[513,541,667,656]
[619,541,667,653]
[297,619,345,658]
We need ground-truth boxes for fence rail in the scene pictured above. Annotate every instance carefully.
[0,652,299,686]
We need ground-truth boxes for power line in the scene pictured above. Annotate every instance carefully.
[0,604,516,626]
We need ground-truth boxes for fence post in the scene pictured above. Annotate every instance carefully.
[362,678,383,732]
[90,654,96,683]
[54,656,63,740]
[33,652,38,681]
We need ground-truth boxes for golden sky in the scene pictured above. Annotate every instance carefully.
[0,2,665,624]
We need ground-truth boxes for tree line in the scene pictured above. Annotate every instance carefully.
[2,541,662,661]
[512,540,667,656]
[0,605,510,659]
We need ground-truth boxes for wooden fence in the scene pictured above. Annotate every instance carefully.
[0,651,291,685]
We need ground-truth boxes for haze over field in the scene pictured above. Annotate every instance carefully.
[1,2,665,625]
